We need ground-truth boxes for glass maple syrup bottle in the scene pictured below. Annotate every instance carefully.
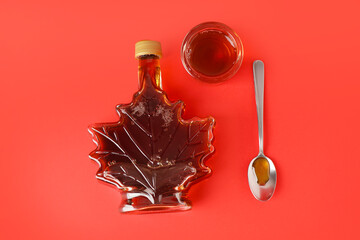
[89,40,215,213]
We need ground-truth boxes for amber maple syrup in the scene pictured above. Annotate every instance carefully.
[188,30,237,77]
[252,157,270,186]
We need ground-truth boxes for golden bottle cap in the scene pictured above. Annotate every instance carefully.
[135,40,162,59]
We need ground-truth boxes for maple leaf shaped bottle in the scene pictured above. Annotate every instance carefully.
[89,40,215,213]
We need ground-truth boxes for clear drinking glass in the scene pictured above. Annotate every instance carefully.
[181,22,244,83]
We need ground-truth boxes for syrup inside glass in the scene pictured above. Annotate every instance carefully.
[187,30,237,77]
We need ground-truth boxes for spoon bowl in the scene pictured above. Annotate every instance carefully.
[248,154,276,201]
[248,60,277,201]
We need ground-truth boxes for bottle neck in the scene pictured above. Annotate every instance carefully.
[138,55,162,90]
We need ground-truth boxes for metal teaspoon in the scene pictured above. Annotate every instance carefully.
[248,60,277,201]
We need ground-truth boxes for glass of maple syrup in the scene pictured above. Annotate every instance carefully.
[181,22,243,83]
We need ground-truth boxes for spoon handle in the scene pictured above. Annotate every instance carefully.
[253,60,264,154]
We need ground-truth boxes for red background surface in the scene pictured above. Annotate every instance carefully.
[1,1,360,239]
